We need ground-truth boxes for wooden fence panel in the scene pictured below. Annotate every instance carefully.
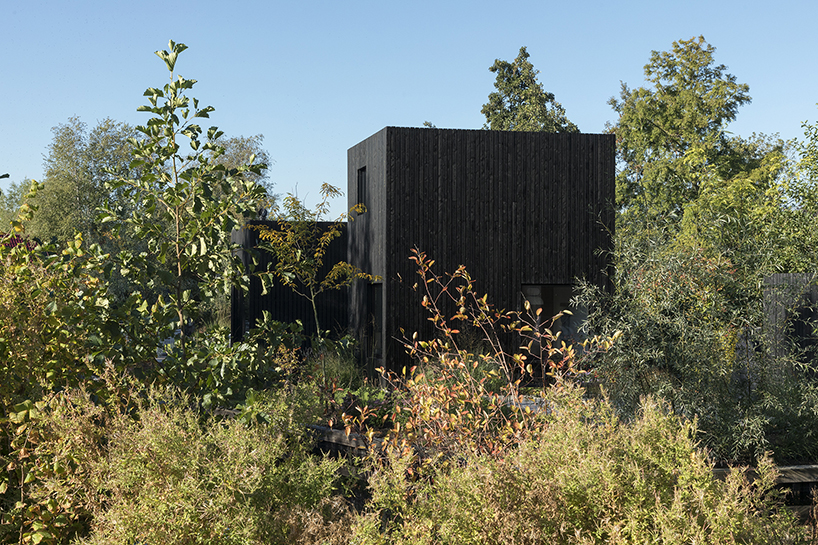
[764,273,818,366]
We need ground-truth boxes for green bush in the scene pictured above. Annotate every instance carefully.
[0,226,120,543]
[357,386,808,544]
[19,383,345,545]
[577,237,818,464]
[0,229,111,409]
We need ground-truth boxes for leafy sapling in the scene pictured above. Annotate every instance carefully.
[101,40,268,360]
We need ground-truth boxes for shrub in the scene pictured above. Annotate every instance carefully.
[577,237,818,464]
[357,386,809,544]
[0,222,119,543]
[352,253,807,543]
[376,249,614,465]
[16,383,346,545]
[0,229,110,408]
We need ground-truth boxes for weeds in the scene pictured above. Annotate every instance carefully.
[358,387,811,544]
[374,249,615,465]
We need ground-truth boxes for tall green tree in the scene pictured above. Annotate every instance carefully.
[29,118,273,243]
[580,37,818,463]
[676,133,788,276]
[101,40,268,355]
[774,107,818,272]
[22,118,147,305]
[799,108,818,179]
[608,36,778,228]
[28,117,137,246]
[610,36,793,282]
[481,46,578,133]
[0,179,30,229]
[212,134,275,219]
[215,134,271,188]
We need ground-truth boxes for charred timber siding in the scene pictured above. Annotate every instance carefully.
[764,273,818,366]
[231,221,349,343]
[348,128,615,372]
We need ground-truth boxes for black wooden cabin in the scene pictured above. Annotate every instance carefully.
[347,127,615,373]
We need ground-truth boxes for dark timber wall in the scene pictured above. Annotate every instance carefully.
[764,273,818,366]
[231,221,349,343]
[348,128,616,373]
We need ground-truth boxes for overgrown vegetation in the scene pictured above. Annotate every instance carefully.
[254,183,375,342]
[576,231,818,465]
[0,41,297,541]
[575,36,818,465]
[2,37,818,544]
[358,390,806,544]
[2,376,346,545]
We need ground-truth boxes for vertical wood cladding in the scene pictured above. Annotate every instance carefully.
[764,273,818,366]
[348,128,615,372]
[230,221,348,343]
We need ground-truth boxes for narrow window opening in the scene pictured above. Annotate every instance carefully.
[369,282,383,359]
[357,166,367,213]
[363,282,383,377]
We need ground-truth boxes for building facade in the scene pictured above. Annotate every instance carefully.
[347,127,615,373]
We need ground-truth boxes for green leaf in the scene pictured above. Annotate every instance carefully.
[143,87,165,97]
[31,529,53,544]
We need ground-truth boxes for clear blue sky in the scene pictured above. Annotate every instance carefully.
[2,0,816,217]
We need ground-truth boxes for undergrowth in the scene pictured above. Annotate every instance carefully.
[356,386,810,544]
[6,379,348,545]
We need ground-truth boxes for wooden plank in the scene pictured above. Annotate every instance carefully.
[310,425,372,450]
[712,465,818,484]
[776,465,818,484]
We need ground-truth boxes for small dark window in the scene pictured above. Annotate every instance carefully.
[357,167,367,213]
[369,282,383,359]
[521,284,587,343]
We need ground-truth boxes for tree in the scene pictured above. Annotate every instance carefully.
[207,134,276,220]
[768,107,818,273]
[214,134,272,189]
[18,118,150,305]
[481,46,578,133]
[609,36,767,226]
[26,119,273,249]
[255,184,374,342]
[0,179,29,228]
[799,107,818,180]
[610,36,795,286]
[0,43,287,538]
[580,38,818,463]
[101,40,268,356]
[27,117,138,246]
